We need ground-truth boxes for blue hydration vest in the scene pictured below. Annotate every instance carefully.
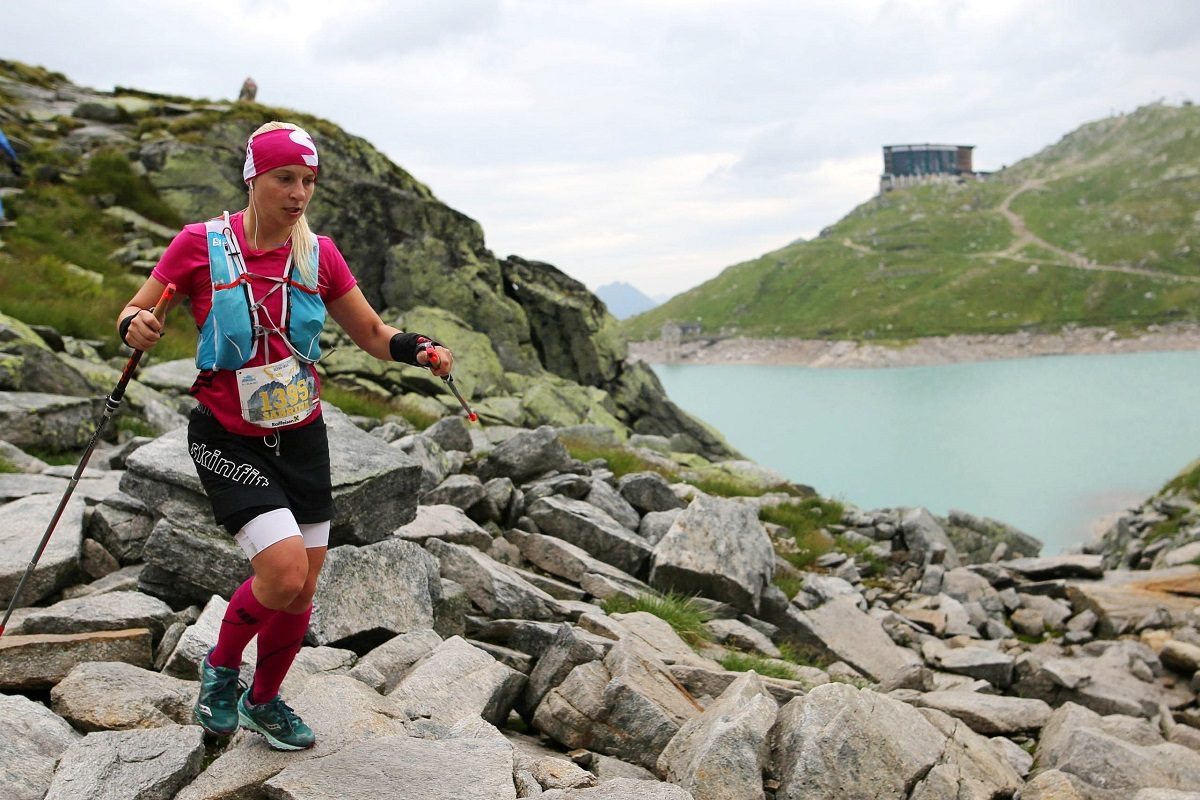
[196,213,325,371]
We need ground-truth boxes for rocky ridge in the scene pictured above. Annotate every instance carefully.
[1,328,1199,799]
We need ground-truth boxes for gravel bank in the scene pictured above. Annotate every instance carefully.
[628,324,1200,368]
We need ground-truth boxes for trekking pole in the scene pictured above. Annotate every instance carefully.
[0,283,176,637]
[425,348,478,423]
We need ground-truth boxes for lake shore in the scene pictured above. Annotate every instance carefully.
[627,323,1200,368]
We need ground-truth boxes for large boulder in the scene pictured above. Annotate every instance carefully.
[44,725,206,800]
[261,734,518,800]
[309,538,443,647]
[1035,702,1200,797]
[532,637,703,770]
[425,538,565,621]
[0,392,104,452]
[386,635,526,727]
[648,494,775,615]
[657,671,779,800]
[779,595,921,682]
[0,692,81,800]
[1,494,85,607]
[527,495,654,577]
[50,661,194,731]
[477,425,574,483]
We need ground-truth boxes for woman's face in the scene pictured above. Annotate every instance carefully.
[251,164,316,235]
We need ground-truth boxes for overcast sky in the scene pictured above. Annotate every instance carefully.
[7,1,1200,297]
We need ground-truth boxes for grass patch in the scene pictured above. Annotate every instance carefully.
[778,640,833,670]
[115,414,158,439]
[601,592,712,646]
[318,381,438,429]
[835,533,887,576]
[773,572,804,601]
[25,447,81,466]
[718,651,799,681]
[560,437,672,480]
[761,497,844,569]
[0,456,18,474]
[76,149,184,228]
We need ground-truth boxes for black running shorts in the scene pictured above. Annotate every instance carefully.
[187,405,335,535]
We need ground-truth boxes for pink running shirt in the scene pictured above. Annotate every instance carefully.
[151,211,357,436]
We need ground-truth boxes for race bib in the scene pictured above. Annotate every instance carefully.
[236,356,318,428]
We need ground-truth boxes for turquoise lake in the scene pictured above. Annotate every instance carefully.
[651,350,1200,554]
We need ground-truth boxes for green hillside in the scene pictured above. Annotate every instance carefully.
[622,102,1200,342]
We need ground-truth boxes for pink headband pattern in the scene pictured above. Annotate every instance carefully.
[243,128,320,184]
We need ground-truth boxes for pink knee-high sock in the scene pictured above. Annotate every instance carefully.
[250,604,312,705]
[210,578,278,670]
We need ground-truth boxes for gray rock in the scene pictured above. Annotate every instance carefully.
[910,691,1053,735]
[0,439,50,473]
[532,637,703,770]
[15,591,175,641]
[0,494,85,607]
[162,594,257,683]
[1014,639,1193,717]
[638,509,682,546]
[586,479,641,530]
[520,622,612,716]
[780,595,921,682]
[703,617,781,658]
[0,391,103,452]
[387,635,526,726]
[528,495,653,577]
[484,477,521,526]
[772,683,947,800]
[618,472,686,515]
[1067,566,1200,638]
[138,517,249,605]
[900,507,961,569]
[0,692,80,800]
[0,629,152,691]
[912,706,1024,799]
[421,473,488,512]
[525,473,594,504]
[478,425,574,483]
[1003,554,1105,580]
[649,494,774,615]
[175,675,412,799]
[657,671,778,800]
[310,538,443,646]
[61,564,145,601]
[540,778,695,799]
[44,725,206,800]
[263,734,517,799]
[609,611,722,669]
[348,628,443,693]
[988,735,1033,778]
[394,503,493,550]
[0,473,70,503]
[921,642,1015,689]
[392,432,452,493]
[88,494,154,564]
[1161,639,1200,674]
[424,416,473,452]
[50,661,194,731]
[508,529,649,591]
[427,538,565,621]
[1036,701,1200,796]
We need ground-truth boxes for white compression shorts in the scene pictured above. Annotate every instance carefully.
[233,508,331,560]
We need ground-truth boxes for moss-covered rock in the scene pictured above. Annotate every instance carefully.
[516,373,626,433]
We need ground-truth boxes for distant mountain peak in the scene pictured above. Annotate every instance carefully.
[595,281,661,319]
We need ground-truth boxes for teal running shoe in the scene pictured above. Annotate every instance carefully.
[193,650,241,736]
[237,689,315,751]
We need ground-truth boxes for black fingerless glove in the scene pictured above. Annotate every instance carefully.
[118,312,137,346]
[389,332,442,365]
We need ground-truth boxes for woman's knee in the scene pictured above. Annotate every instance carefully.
[251,538,310,608]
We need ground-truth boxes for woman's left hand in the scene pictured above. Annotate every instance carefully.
[417,345,454,377]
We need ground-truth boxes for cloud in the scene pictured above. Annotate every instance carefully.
[321,0,502,60]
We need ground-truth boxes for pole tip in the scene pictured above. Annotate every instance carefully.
[468,412,478,423]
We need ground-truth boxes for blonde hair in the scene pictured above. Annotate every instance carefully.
[244,121,318,286]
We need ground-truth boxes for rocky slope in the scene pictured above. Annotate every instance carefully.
[1,317,1199,798]
[0,59,733,461]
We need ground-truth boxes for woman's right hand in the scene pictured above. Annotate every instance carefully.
[122,308,164,351]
